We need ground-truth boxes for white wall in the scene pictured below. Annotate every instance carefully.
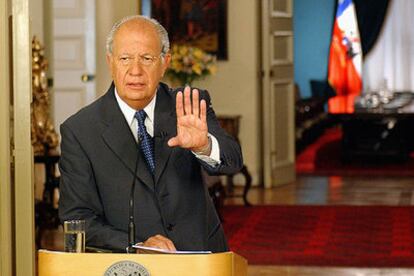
[196,0,261,185]
[95,0,139,96]
[29,0,44,41]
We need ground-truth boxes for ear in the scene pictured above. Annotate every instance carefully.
[161,53,171,74]
[106,53,114,76]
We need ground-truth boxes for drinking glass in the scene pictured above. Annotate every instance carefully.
[64,220,85,253]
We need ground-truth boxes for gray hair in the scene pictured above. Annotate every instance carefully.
[106,15,170,57]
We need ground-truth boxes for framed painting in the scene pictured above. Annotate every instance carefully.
[141,0,228,60]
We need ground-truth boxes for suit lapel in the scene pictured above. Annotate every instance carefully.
[154,85,176,185]
[100,85,154,191]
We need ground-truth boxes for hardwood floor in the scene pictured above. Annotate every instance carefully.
[226,175,414,275]
[40,175,414,275]
[226,176,414,206]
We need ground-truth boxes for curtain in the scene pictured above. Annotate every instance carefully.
[363,0,414,93]
[354,0,390,56]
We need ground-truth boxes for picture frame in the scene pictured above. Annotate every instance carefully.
[141,0,228,60]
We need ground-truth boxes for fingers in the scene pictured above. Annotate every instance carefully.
[192,89,200,117]
[184,86,192,115]
[143,234,176,251]
[167,136,179,147]
[176,91,184,118]
[177,86,201,117]
[200,99,207,122]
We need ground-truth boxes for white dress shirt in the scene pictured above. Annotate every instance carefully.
[114,88,221,166]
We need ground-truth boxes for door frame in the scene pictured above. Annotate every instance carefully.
[261,0,296,188]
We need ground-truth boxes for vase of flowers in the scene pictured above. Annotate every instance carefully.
[167,44,217,87]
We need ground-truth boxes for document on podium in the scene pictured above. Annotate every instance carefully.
[132,244,211,254]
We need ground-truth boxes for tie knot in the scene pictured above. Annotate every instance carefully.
[135,110,147,124]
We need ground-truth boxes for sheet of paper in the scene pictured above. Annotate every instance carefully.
[132,244,211,254]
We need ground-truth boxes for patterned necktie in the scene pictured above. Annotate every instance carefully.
[134,110,155,174]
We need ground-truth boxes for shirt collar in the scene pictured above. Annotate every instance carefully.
[114,87,157,127]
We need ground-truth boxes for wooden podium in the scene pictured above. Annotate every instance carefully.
[38,250,247,276]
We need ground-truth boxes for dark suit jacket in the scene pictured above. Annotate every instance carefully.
[58,82,243,252]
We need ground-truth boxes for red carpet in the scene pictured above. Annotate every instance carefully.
[223,205,414,267]
[296,127,414,176]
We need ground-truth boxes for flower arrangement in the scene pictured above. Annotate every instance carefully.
[167,44,217,86]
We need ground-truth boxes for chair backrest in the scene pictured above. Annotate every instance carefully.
[310,79,336,100]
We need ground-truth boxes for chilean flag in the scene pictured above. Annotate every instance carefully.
[328,0,362,113]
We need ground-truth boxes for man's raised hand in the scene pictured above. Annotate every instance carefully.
[167,86,210,154]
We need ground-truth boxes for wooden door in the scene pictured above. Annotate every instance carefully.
[261,0,295,187]
[52,0,96,137]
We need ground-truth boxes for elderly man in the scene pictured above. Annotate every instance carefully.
[58,15,243,253]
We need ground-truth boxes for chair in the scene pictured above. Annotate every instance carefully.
[295,80,333,153]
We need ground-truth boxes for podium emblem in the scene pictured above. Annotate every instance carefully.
[104,260,150,276]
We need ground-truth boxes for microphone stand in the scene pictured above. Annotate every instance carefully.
[126,141,140,254]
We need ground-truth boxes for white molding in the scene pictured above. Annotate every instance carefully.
[0,0,13,274]
[54,36,85,69]
[270,78,294,85]
[54,0,84,18]
[273,31,293,37]
[270,0,292,17]
[270,33,293,66]
[12,0,35,274]
[272,60,293,66]
[271,11,292,18]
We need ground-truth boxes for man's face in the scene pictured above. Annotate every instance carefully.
[106,19,170,110]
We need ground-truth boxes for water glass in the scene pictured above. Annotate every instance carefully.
[64,220,85,253]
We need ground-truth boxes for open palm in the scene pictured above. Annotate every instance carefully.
[167,87,209,151]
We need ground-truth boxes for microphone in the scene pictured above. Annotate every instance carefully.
[126,139,140,253]
[155,131,168,139]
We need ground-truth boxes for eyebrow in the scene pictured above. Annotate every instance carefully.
[118,51,158,57]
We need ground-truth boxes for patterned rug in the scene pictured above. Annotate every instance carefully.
[222,205,414,267]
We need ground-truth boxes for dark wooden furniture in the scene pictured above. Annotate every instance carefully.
[337,113,414,163]
[334,92,414,163]
[295,81,333,153]
[216,115,252,206]
[34,150,60,248]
